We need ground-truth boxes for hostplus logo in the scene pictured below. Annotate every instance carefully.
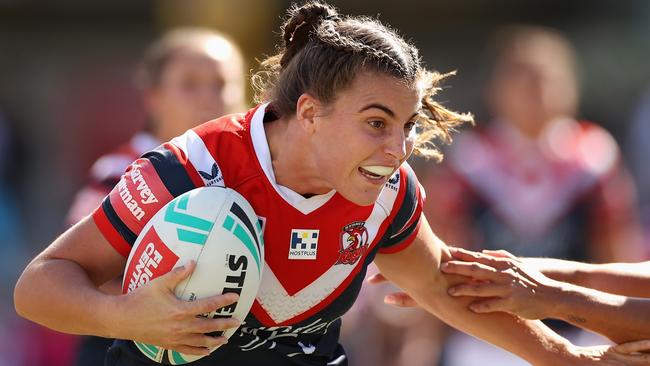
[288,229,319,260]
[198,163,224,186]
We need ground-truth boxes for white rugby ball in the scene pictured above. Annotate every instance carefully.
[121,187,264,365]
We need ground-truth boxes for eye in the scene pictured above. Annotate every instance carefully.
[368,120,385,129]
[404,121,417,131]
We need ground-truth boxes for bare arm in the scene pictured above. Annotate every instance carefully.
[538,260,650,298]
[373,216,598,366]
[443,249,650,344]
[14,216,238,355]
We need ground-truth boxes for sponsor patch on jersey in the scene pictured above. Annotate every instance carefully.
[122,227,179,293]
[288,229,319,260]
[336,221,369,265]
[109,159,173,234]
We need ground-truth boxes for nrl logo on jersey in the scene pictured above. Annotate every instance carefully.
[198,163,224,186]
[336,221,369,265]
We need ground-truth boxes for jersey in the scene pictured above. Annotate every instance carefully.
[93,104,425,366]
[67,132,160,225]
[421,118,641,262]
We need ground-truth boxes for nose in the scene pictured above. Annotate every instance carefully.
[384,127,407,161]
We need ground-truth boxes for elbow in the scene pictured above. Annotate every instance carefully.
[13,262,39,321]
[14,271,32,320]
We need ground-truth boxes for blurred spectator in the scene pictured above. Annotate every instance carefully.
[419,25,644,366]
[626,86,650,252]
[61,28,246,366]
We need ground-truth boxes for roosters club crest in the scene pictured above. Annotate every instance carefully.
[337,221,369,265]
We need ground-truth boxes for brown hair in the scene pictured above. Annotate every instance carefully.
[253,1,473,161]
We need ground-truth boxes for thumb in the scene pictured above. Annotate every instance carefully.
[384,292,419,308]
[165,261,196,290]
[367,273,389,285]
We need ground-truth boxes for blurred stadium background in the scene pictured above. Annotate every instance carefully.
[0,1,649,365]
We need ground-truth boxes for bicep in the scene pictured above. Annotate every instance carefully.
[39,215,127,287]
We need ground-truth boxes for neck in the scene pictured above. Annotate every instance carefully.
[265,116,331,195]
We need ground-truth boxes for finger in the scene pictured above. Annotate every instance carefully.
[613,340,650,354]
[168,345,211,356]
[481,249,517,260]
[189,317,241,334]
[384,292,419,308]
[165,261,196,290]
[184,292,240,316]
[183,334,229,349]
[441,261,502,281]
[606,352,650,365]
[468,299,509,314]
[448,283,511,298]
[450,248,511,270]
[367,273,389,284]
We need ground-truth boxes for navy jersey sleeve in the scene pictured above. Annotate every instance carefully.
[92,144,200,257]
[377,163,426,254]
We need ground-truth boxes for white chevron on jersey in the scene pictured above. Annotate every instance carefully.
[250,104,337,215]
[256,172,401,323]
[449,125,601,238]
[170,129,225,187]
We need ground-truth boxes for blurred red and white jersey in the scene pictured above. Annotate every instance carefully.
[421,117,642,262]
[66,132,159,224]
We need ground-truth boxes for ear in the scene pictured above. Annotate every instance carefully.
[295,93,321,133]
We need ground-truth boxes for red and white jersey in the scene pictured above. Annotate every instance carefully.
[93,104,424,365]
[66,132,159,225]
[421,118,641,262]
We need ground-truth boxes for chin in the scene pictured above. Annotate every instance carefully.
[341,189,381,207]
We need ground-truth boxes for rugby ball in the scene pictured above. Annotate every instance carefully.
[122,187,264,364]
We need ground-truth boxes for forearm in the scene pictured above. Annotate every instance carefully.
[375,220,582,366]
[523,257,594,286]
[418,272,576,365]
[549,282,650,343]
[527,258,650,297]
[14,257,121,338]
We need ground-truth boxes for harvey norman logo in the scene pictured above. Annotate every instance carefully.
[289,229,319,260]
[116,165,160,221]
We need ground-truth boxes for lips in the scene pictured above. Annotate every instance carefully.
[359,165,394,180]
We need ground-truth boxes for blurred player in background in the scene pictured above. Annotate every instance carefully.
[65,27,246,366]
[419,25,643,365]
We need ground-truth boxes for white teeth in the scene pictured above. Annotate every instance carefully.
[361,166,394,177]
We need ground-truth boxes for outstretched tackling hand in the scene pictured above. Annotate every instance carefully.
[368,247,563,320]
[114,261,241,356]
[440,247,563,319]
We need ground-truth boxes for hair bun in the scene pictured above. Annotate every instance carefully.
[280,2,339,67]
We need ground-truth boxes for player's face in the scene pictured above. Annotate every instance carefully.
[311,71,419,206]
[147,48,244,140]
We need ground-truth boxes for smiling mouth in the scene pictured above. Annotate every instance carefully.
[358,165,394,181]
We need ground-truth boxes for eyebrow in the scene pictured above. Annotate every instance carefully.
[359,103,395,118]
[359,103,419,122]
